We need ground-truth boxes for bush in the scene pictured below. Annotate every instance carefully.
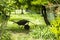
[50,17,60,40]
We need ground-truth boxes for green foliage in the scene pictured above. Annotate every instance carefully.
[0,0,60,40]
[19,0,25,3]
[50,17,60,39]
[48,0,60,4]
[0,0,15,23]
[31,0,48,5]
[1,31,11,40]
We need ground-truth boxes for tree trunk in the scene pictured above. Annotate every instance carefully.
[41,5,50,25]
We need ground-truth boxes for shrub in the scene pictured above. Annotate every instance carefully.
[50,17,60,39]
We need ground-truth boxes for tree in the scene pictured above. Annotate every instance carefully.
[31,0,50,25]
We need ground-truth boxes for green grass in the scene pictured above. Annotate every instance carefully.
[0,13,58,40]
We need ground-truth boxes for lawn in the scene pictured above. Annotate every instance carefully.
[0,13,58,40]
